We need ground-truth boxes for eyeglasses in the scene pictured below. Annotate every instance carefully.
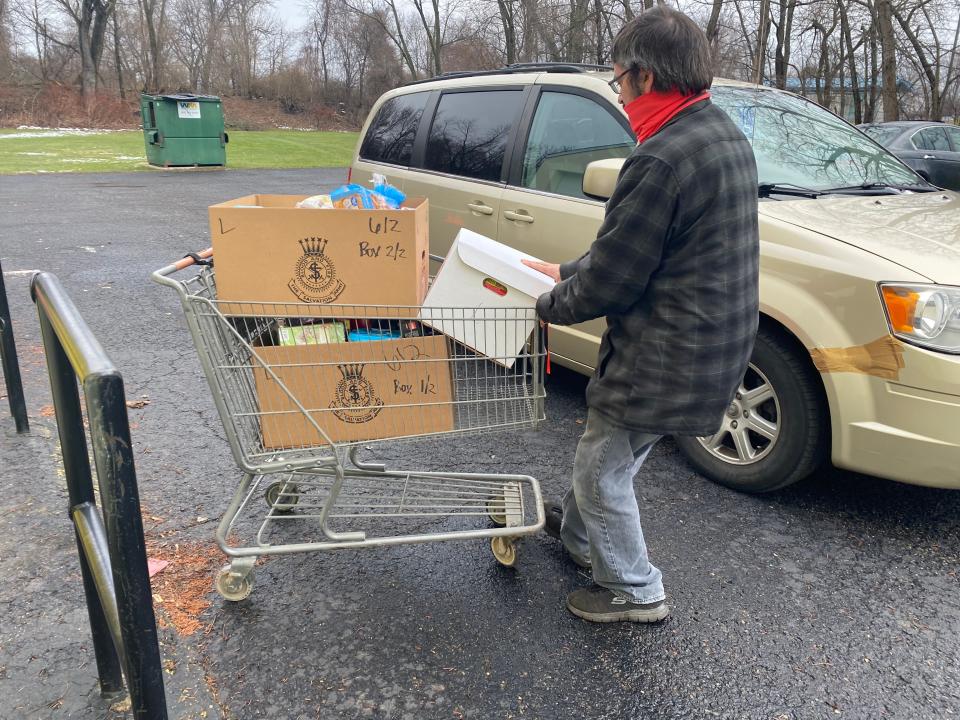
[608,69,631,95]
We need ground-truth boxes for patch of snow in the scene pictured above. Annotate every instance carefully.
[1,127,126,140]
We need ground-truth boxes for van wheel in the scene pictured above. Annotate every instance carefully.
[675,326,829,493]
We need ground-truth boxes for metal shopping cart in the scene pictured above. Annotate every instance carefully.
[153,250,546,600]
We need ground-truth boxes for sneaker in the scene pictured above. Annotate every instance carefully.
[543,500,591,569]
[566,585,670,623]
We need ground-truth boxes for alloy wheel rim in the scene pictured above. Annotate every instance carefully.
[696,363,781,465]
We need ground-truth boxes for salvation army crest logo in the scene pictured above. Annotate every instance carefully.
[330,364,383,423]
[288,237,345,303]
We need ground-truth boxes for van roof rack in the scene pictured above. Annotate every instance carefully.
[403,62,612,87]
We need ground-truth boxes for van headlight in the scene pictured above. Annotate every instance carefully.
[880,283,960,353]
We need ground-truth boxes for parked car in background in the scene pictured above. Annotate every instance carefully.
[859,121,960,191]
[352,64,960,493]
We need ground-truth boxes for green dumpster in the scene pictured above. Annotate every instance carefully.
[140,93,228,167]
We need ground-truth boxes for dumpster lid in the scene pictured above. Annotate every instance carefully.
[143,93,221,102]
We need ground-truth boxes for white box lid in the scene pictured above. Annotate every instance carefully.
[453,229,556,298]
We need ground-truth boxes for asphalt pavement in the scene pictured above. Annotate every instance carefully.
[1,168,959,720]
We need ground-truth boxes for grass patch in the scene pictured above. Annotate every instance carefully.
[0,129,359,174]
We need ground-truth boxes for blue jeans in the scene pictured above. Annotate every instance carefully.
[560,409,665,604]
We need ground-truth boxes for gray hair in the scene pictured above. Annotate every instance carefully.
[611,7,713,95]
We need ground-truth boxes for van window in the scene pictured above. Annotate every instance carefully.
[359,93,429,166]
[521,91,634,199]
[425,90,524,182]
[712,86,920,190]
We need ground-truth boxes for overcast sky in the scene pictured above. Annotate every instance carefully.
[274,0,310,31]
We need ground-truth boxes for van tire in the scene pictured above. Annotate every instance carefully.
[675,326,829,493]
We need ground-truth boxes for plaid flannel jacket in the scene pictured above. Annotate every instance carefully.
[536,99,760,436]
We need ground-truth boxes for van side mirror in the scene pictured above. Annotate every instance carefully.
[582,158,626,200]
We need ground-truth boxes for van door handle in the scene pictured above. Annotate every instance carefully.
[504,210,534,224]
[923,154,938,159]
[467,203,494,215]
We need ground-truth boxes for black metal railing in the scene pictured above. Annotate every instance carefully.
[31,272,168,719]
[0,257,29,433]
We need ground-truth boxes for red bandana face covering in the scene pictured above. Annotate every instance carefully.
[624,88,711,144]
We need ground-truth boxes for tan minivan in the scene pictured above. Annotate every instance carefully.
[351,64,960,493]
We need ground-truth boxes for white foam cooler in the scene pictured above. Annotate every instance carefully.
[420,229,556,368]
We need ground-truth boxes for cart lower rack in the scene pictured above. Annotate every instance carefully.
[153,251,546,600]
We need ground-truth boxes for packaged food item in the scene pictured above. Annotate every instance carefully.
[329,177,407,210]
[348,327,402,342]
[295,194,334,209]
[278,322,347,346]
[330,184,376,209]
[401,320,424,337]
[371,174,407,209]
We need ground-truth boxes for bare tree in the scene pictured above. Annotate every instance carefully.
[876,0,899,119]
[411,0,442,74]
[345,0,418,78]
[49,0,116,104]
[0,0,11,73]
[112,0,125,95]
[771,0,799,88]
[137,0,168,89]
[891,0,957,119]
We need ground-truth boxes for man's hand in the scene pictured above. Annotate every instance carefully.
[522,259,561,283]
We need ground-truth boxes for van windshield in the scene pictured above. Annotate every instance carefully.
[712,87,925,192]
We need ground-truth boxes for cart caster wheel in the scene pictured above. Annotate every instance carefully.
[215,565,254,601]
[487,496,507,526]
[491,536,518,567]
[264,481,299,514]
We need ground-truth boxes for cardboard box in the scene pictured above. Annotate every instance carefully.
[253,334,454,447]
[209,195,429,309]
[420,229,555,368]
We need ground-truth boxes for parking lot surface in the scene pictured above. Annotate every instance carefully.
[2,169,959,719]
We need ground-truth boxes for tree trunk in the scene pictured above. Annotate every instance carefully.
[200,0,227,92]
[89,0,114,76]
[705,0,723,48]
[78,4,97,106]
[113,5,125,98]
[431,0,441,75]
[866,21,878,122]
[876,0,898,121]
[566,0,591,63]
[139,0,166,90]
[519,0,537,62]
[839,0,861,124]
[497,0,516,65]
[753,0,771,84]
[773,0,795,89]
[944,11,960,103]
[0,0,9,72]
